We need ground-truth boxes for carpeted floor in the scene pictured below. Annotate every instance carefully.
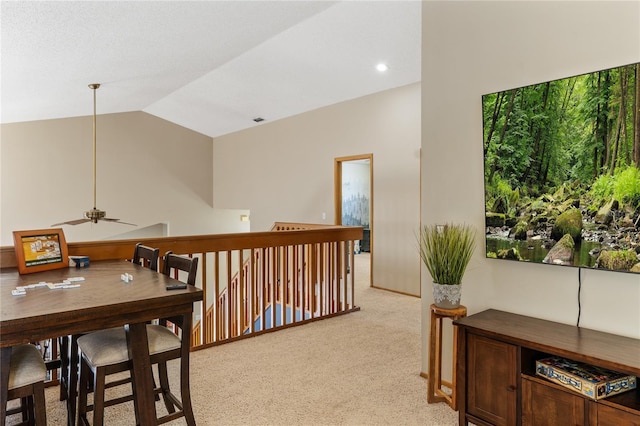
[8,253,458,425]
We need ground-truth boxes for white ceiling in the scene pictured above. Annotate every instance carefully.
[1,1,421,138]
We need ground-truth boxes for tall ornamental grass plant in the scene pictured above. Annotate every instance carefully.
[419,223,476,285]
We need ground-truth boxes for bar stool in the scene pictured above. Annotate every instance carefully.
[427,303,467,410]
[3,344,47,426]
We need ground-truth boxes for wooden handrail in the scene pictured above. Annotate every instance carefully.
[0,225,361,267]
[1,224,363,350]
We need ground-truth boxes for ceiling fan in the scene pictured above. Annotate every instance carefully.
[52,84,136,227]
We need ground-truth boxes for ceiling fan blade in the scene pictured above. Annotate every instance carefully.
[101,217,137,226]
[51,218,92,226]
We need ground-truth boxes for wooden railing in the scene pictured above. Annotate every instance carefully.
[0,223,362,350]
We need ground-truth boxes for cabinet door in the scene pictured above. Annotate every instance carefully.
[467,334,517,426]
[597,404,640,426]
[522,376,585,425]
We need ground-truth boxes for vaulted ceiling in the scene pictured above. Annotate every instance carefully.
[1,1,421,138]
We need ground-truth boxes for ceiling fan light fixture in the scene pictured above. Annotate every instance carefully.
[85,208,106,223]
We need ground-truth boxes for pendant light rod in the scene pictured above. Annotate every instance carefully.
[89,83,100,210]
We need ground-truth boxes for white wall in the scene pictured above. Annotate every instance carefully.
[1,112,218,244]
[421,0,640,375]
[213,83,422,295]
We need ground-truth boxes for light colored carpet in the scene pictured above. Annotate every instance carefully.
[8,253,458,425]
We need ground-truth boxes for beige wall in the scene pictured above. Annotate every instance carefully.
[213,83,422,296]
[1,112,219,244]
[421,1,640,375]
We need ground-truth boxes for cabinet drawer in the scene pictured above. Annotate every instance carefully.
[597,404,640,426]
[522,376,585,426]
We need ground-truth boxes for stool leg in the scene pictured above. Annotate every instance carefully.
[20,397,29,422]
[180,352,196,426]
[1,347,10,426]
[32,382,47,426]
[158,361,176,414]
[451,317,460,411]
[428,309,440,403]
[77,358,89,426]
[92,367,106,426]
[435,314,443,394]
[67,335,80,426]
[58,336,69,402]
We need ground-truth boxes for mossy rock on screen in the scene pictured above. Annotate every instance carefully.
[497,247,522,261]
[543,234,575,266]
[594,198,619,225]
[510,221,528,241]
[551,208,582,242]
[596,249,639,271]
[486,212,505,227]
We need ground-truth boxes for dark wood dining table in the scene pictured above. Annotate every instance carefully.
[0,259,203,426]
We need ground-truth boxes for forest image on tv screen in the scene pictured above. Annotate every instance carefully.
[483,62,640,274]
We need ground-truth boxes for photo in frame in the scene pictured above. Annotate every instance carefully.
[13,228,69,274]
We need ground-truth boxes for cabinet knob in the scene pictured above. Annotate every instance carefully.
[506,385,516,392]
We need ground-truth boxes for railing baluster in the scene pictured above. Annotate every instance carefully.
[301,244,306,322]
[342,241,347,312]
[226,251,232,338]
[270,246,276,331]
[320,243,326,317]
[213,252,219,343]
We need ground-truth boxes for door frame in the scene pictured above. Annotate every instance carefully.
[334,153,373,287]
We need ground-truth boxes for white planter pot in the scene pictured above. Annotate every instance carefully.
[432,283,461,309]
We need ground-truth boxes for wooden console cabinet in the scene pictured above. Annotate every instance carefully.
[454,309,640,426]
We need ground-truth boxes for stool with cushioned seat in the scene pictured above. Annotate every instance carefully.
[3,344,47,426]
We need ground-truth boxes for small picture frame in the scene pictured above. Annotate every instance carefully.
[13,228,69,274]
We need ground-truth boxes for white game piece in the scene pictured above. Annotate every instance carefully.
[48,282,68,289]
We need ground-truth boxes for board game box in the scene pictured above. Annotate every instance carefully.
[535,356,636,400]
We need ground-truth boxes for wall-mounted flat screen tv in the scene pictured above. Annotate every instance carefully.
[483,62,640,274]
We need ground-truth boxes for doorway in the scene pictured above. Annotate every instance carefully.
[334,154,373,287]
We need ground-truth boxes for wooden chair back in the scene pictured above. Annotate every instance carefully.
[132,243,160,271]
[162,251,198,285]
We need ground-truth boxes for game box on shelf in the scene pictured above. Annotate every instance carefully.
[536,356,637,400]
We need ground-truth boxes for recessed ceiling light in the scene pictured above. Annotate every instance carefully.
[376,63,389,72]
